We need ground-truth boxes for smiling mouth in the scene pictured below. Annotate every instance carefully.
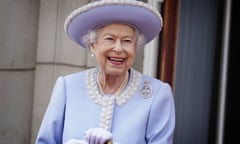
[108,57,126,64]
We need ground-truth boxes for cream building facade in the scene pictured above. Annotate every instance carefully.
[1,0,233,144]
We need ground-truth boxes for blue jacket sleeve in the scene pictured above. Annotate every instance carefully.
[146,83,175,144]
[35,76,66,144]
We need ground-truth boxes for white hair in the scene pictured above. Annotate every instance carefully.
[81,26,146,51]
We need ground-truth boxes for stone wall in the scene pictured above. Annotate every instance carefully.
[0,0,39,143]
[30,0,95,143]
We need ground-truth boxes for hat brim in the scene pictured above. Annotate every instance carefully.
[65,1,162,48]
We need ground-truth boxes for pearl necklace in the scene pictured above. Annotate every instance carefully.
[86,67,141,106]
[85,68,141,130]
[96,70,129,97]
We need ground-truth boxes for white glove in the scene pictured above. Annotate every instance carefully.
[65,139,88,144]
[84,128,113,144]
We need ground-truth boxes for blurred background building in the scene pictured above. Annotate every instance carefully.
[0,0,238,144]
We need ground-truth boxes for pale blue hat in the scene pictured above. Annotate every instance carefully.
[64,0,163,48]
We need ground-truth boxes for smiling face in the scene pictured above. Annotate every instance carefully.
[90,23,137,76]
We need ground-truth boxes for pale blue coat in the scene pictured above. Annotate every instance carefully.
[35,68,175,144]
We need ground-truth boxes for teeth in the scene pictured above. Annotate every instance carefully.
[109,57,124,62]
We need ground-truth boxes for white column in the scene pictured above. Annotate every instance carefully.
[143,0,164,77]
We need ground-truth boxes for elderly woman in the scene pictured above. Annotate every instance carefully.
[35,0,175,144]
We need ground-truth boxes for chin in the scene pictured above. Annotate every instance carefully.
[105,68,127,76]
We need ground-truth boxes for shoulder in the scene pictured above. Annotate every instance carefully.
[137,71,173,100]
[53,69,88,87]
[141,72,171,90]
[130,68,171,90]
[129,68,172,99]
[60,68,95,83]
[64,69,86,79]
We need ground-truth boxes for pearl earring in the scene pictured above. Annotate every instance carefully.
[91,53,95,57]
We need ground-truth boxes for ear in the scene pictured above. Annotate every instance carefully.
[89,43,96,54]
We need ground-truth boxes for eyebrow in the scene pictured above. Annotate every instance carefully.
[102,33,135,39]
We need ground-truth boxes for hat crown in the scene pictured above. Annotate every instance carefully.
[64,0,163,48]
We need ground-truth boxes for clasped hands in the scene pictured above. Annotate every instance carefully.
[65,128,114,144]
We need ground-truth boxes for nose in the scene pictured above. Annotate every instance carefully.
[112,40,123,52]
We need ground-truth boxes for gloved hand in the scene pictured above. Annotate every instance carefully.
[65,139,88,144]
[84,128,113,144]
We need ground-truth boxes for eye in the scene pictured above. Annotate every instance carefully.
[104,36,114,41]
[122,39,133,44]
[124,39,132,43]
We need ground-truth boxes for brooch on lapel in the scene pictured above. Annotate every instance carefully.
[141,80,152,99]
